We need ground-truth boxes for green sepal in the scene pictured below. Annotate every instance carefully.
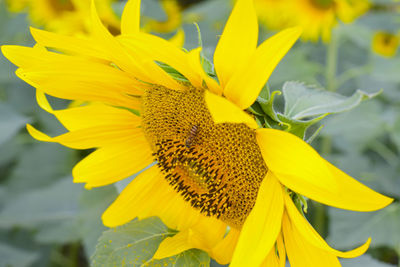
[252,81,382,141]
[113,105,141,117]
[157,62,188,82]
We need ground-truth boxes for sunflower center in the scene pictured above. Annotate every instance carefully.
[382,33,396,46]
[310,0,334,9]
[141,85,268,229]
[48,0,75,14]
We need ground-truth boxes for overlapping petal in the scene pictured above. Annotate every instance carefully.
[211,229,240,265]
[121,0,140,35]
[36,99,140,132]
[72,135,154,188]
[224,27,302,110]
[256,128,339,195]
[2,45,143,108]
[257,128,393,212]
[213,0,258,88]
[26,123,142,149]
[204,90,258,129]
[90,2,185,90]
[230,172,284,267]
[284,192,371,258]
[283,212,341,267]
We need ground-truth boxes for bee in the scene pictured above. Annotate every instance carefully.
[185,125,199,148]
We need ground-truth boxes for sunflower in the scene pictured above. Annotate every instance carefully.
[144,0,206,33]
[254,0,370,42]
[6,0,120,34]
[2,0,393,266]
[372,31,399,58]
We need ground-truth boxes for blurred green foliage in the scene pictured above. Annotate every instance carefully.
[0,0,399,266]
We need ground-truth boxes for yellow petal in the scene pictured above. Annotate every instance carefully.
[121,0,140,35]
[102,167,203,230]
[230,172,284,267]
[26,123,141,150]
[284,192,371,258]
[187,47,222,95]
[204,90,258,129]
[18,68,140,109]
[153,229,195,259]
[154,221,226,260]
[4,45,143,108]
[72,134,153,187]
[102,166,162,227]
[322,161,393,211]
[153,230,195,259]
[283,213,341,267]
[90,1,184,90]
[30,28,108,60]
[224,27,302,110]
[118,33,200,89]
[256,128,339,196]
[49,103,140,132]
[169,28,185,48]
[211,228,240,265]
[213,0,258,88]
[260,248,280,267]
[257,128,393,212]
[2,45,46,69]
[277,232,286,267]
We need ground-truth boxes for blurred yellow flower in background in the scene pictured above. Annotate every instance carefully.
[1,0,393,266]
[254,0,370,42]
[6,0,120,34]
[144,0,205,33]
[372,31,399,58]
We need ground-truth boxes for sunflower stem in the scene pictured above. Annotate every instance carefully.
[312,202,327,237]
[69,242,80,267]
[325,28,339,92]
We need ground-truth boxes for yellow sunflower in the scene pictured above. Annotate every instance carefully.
[254,0,370,42]
[372,31,399,58]
[144,0,205,33]
[6,0,120,34]
[2,0,393,266]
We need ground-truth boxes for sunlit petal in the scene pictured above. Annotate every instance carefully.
[214,0,257,88]
[283,213,341,267]
[224,27,301,110]
[284,192,371,258]
[257,128,338,195]
[205,90,258,129]
[121,0,141,35]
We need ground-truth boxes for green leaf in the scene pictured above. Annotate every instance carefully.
[6,143,75,193]
[77,186,118,259]
[341,254,396,267]
[0,177,82,229]
[268,47,322,89]
[322,101,386,152]
[328,203,400,250]
[0,243,40,267]
[34,220,80,244]
[257,81,380,139]
[282,82,380,120]
[149,249,210,267]
[0,103,30,146]
[391,113,400,152]
[91,217,176,267]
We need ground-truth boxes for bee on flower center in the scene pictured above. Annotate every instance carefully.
[185,125,199,148]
